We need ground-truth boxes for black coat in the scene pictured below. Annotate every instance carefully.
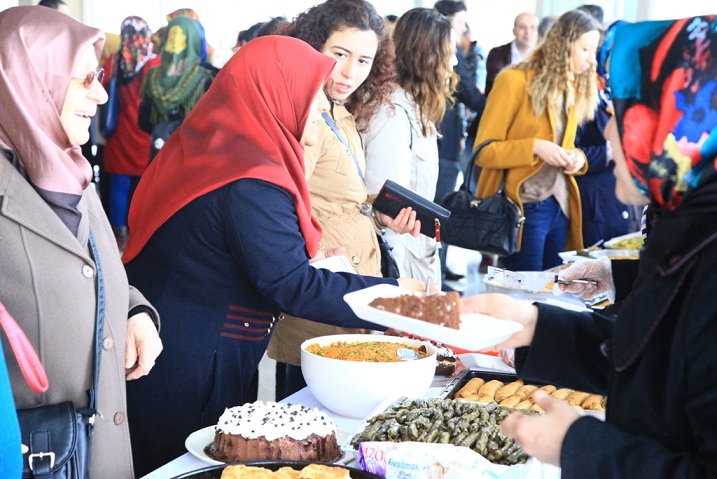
[437,48,486,162]
[515,204,717,477]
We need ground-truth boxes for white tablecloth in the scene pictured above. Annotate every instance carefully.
[140,382,452,479]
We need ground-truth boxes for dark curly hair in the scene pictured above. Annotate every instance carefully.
[284,0,395,129]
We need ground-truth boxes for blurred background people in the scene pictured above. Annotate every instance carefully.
[138,15,216,161]
[122,35,425,475]
[37,0,69,14]
[383,14,398,37]
[537,14,558,43]
[0,7,161,478]
[255,16,290,36]
[572,6,638,247]
[164,8,217,69]
[363,7,457,285]
[474,9,601,272]
[232,21,264,54]
[433,0,486,288]
[101,16,160,252]
[485,12,539,95]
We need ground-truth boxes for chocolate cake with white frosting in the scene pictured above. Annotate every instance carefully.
[205,401,341,463]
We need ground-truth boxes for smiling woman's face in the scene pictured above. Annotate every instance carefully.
[60,45,107,147]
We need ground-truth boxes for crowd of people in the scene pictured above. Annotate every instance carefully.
[1,0,716,478]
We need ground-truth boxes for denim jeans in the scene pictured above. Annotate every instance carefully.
[503,196,568,272]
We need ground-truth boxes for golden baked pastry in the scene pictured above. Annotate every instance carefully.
[456,377,485,398]
[581,394,606,411]
[221,464,349,479]
[499,395,522,407]
[297,464,350,479]
[477,379,503,402]
[272,467,301,479]
[539,384,557,395]
[566,391,591,407]
[494,380,524,402]
[515,384,538,400]
[550,388,574,401]
[221,465,275,479]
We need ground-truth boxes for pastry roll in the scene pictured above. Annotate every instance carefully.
[456,377,485,398]
[566,391,591,407]
[495,380,524,402]
[550,388,573,400]
[499,395,522,407]
[515,384,538,400]
[539,384,557,395]
[477,379,504,402]
[515,399,533,410]
[581,394,605,411]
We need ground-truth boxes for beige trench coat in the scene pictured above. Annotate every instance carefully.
[0,154,157,478]
[267,105,382,366]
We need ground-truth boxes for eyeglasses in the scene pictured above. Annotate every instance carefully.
[72,68,104,89]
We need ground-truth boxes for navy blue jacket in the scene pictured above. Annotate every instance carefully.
[125,179,395,474]
[575,105,634,246]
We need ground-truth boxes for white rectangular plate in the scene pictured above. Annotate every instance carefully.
[344,284,523,351]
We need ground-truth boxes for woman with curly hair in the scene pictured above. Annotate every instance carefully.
[363,7,457,284]
[267,0,423,400]
[474,9,600,271]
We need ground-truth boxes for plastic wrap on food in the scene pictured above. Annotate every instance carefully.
[358,442,399,477]
[359,441,503,479]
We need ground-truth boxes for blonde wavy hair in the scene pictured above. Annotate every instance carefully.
[393,8,457,136]
[515,9,599,124]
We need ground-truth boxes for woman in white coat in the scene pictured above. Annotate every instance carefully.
[363,7,457,284]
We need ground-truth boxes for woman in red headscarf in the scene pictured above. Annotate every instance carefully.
[122,35,425,475]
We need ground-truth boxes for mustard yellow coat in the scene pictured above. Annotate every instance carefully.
[474,68,587,251]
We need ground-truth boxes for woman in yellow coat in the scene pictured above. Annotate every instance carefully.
[474,9,600,271]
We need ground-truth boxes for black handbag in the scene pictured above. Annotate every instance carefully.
[440,140,525,256]
[17,231,105,479]
[377,231,400,278]
[149,117,182,162]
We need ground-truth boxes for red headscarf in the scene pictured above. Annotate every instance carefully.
[123,36,336,262]
[0,6,104,194]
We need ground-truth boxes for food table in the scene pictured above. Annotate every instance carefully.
[140,286,594,479]
[140,378,454,479]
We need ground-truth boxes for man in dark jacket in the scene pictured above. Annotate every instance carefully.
[484,12,538,95]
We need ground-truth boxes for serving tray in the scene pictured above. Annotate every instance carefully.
[170,460,382,479]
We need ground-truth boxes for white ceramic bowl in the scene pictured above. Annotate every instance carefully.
[300,334,437,419]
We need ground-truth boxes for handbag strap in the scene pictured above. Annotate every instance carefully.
[0,232,104,409]
[322,112,366,186]
[462,139,509,194]
[0,303,49,394]
[82,230,105,425]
